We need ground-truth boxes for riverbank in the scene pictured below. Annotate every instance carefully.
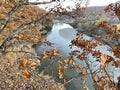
[54,16,120,47]
[0,41,65,89]
[0,0,65,89]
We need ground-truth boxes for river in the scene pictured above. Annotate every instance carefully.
[36,23,120,90]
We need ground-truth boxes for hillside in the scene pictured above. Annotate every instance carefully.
[84,6,106,15]
[0,0,64,89]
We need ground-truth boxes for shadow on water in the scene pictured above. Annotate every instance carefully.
[36,23,120,90]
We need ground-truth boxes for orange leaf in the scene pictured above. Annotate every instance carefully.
[27,60,37,67]
[23,69,31,78]
[18,60,28,68]
[18,60,37,68]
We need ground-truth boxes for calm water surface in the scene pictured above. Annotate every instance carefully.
[36,23,120,90]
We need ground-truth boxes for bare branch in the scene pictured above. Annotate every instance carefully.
[25,1,53,5]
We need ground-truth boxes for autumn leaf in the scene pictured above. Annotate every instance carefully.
[18,60,28,68]
[83,84,89,90]
[113,47,120,58]
[58,62,64,79]
[92,73,96,79]
[64,79,67,84]
[27,60,37,67]
[53,48,61,57]
[77,64,81,71]
[100,54,107,70]
[42,50,50,60]
[18,60,37,68]
[0,14,5,18]
[62,59,73,64]
[81,74,87,80]
[23,69,31,78]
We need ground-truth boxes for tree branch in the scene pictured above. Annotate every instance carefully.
[0,0,64,50]
[0,12,49,50]
[0,0,53,32]
[25,1,53,5]
[0,0,23,32]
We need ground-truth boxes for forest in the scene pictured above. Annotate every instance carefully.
[0,0,120,90]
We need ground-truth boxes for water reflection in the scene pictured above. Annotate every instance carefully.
[36,23,120,90]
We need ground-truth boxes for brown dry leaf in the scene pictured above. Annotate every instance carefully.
[64,59,70,64]
[83,84,89,90]
[59,68,63,79]
[18,60,37,68]
[9,3,14,8]
[23,69,31,78]
[18,60,28,68]
[77,64,81,71]
[62,59,73,64]
[113,47,120,58]
[0,13,5,18]
[100,54,107,70]
[92,73,96,79]
[64,79,67,84]
[58,62,64,79]
[42,50,50,60]
[81,74,87,80]
[27,60,37,67]
[53,48,61,57]
[42,54,48,60]
[97,84,105,90]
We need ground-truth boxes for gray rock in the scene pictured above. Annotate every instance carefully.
[41,30,48,35]
[94,28,107,35]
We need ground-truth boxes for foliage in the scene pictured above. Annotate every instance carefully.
[105,3,120,19]
[0,0,120,90]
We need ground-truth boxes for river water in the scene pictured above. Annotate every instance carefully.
[36,23,120,90]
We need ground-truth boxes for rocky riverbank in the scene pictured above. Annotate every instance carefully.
[54,15,120,47]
